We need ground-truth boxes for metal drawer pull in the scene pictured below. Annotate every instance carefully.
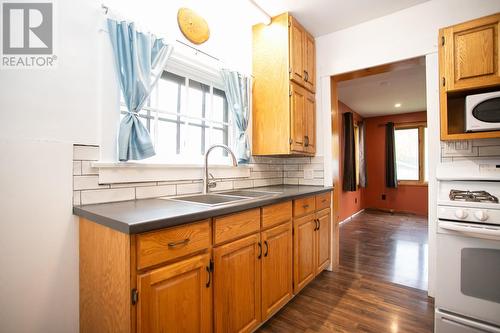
[303,204,309,209]
[264,240,269,257]
[168,238,190,248]
[317,219,320,230]
[258,242,262,259]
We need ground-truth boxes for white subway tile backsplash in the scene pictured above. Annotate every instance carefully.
[177,182,203,195]
[478,145,500,156]
[72,144,325,205]
[81,188,135,205]
[73,176,109,190]
[472,138,500,147]
[254,178,283,187]
[233,179,254,189]
[81,161,99,175]
[136,185,176,199]
[73,145,99,161]
[73,191,81,206]
[73,161,81,176]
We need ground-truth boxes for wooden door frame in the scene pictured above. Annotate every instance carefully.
[330,57,425,268]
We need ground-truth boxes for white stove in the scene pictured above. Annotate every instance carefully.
[435,160,500,333]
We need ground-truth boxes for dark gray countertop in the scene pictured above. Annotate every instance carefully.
[73,185,333,234]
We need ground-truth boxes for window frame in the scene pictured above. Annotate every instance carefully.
[119,49,233,165]
[353,123,360,187]
[394,121,428,186]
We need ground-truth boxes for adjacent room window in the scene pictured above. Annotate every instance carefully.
[394,123,427,184]
[121,71,231,163]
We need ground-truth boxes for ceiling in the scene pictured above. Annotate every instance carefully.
[337,60,427,118]
[256,0,430,37]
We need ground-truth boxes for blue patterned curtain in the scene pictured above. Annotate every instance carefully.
[221,70,251,164]
[107,19,173,161]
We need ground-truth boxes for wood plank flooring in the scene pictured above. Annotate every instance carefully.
[257,210,434,333]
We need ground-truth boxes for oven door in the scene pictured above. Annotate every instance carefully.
[437,220,500,326]
[436,310,500,333]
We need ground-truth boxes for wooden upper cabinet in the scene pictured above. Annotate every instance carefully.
[304,32,316,92]
[252,12,316,156]
[213,233,261,333]
[137,254,212,333]
[289,17,305,84]
[441,13,500,92]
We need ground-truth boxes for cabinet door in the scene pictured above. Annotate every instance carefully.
[137,254,212,333]
[261,222,293,320]
[315,209,331,274]
[293,214,316,293]
[214,233,261,333]
[442,14,500,91]
[289,16,305,84]
[303,31,316,92]
[290,82,306,152]
[305,91,316,154]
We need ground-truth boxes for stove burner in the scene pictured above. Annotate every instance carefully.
[449,190,499,203]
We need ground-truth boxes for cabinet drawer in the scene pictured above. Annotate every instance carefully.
[262,201,292,229]
[136,220,210,270]
[214,209,260,245]
[315,192,331,211]
[293,196,315,217]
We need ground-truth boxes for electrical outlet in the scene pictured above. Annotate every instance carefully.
[381,194,386,200]
[355,198,358,204]
[304,169,314,180]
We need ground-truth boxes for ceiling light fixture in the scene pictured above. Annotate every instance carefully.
[394,103,402,108]
[248,0,271,25]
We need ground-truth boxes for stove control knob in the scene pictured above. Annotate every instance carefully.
[474,210,488,222]
[454,209,468,219]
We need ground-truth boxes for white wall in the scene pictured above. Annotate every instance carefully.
[0,0,256,331]
[315,0,500,297]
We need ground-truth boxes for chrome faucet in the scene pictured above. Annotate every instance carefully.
[203,144,238,194]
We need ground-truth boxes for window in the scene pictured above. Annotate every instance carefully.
[394,123,427,184]
[121,71,231,164]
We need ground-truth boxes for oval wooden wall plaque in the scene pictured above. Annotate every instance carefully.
[177,8,210,45]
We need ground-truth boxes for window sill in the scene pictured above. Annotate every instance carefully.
[92,161,251,184]
[397,180,428,187]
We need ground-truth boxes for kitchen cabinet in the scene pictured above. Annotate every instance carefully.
[261,222,293,320]
[78,191,332,333]
[293,195,332,293]
[293,213,317,293]
[137,254,212,333]
[252,12,316,156]
[213,233,262,333]
[439,13,500,140]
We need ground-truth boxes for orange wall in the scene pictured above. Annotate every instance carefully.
[363,111,428,216]
[338,102,365,221]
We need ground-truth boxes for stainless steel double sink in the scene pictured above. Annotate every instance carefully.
[164,190,281,206]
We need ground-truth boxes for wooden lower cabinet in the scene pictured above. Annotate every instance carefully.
[293,213,316,293]
[137,253,212,333]
[316,208,331,273]
[213,233,262,333]
[261,222,293,320]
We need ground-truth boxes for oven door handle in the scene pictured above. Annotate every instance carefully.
[437,310,500,333]
[439,221,500,240]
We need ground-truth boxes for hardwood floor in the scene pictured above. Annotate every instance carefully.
[257,210,434,333]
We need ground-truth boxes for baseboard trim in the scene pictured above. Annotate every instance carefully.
[339,209,365,225]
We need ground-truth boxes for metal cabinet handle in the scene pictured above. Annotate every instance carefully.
[304,70,309,82]
[304,136,309,147]
[205,266,211,288]
[258,242,262,259]
[314,219,319,231]
[168,238,190,248]
[303,204,309,209]
[264,240,269,257]
[317,219,320,230]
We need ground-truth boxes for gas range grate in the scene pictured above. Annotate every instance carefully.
[449,190,499,203]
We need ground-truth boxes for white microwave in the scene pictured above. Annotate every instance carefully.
[466,91,500,132]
